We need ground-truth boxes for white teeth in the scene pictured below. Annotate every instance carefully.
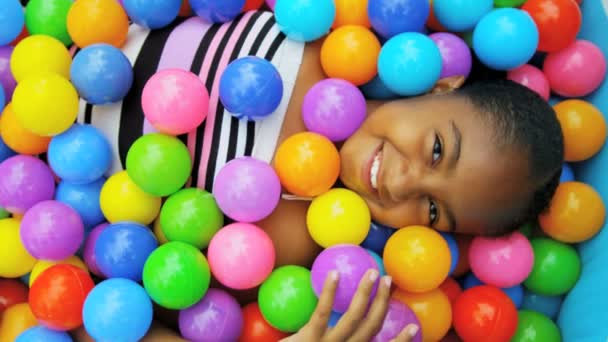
[370,152,381,190]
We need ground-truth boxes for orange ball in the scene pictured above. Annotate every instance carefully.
[553,99,607,162]
[273,132,340,197]
[452,234,472,277]
[243,0,265,11]
[333,0,371,28]
[427,0,447,32]
[393,287,452,342]
[383,226,451,293]
[320,25,381,86]
[67,0,129,48]
[439,277,462,307]
[239,303,289,342]
[0,303,38,342]
[1,104,50,155]
[539,181,605,243]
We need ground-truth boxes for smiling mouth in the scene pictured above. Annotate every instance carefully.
[368,143,384,193]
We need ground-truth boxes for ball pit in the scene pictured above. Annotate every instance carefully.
[0,0,25,46]
[522,0,581,53]
[553,100,607,162]
[239,303,289,342]
[24,0,73,46]
[511,310,561,342]
[433,0,493,32]
[10,35,71,83]
[274,0,335,42]
[190,0,245,23]
[66,0,129,48]
[0,155,55,215]
[123,0,182,29]
[393,287,452,341]
[1,103,51,155]
[0,279,28,313]
[16,326,73,342]
[333,0,371,28]
[368,0,429,39]
[0,218,37,278]
[55,179,106,230]
[82,222,108,277]
[28,256,87,287]
[100,170,161,225]
[0,303,38,342]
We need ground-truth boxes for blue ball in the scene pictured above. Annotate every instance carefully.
[522,291,563,320]
[123,0,181,29]
[0,83,5,112]
[83,278,153,342]
[473,8,539,71]
[433,0,493,32]
[0,0,25,46]
[71,44,134,105]
[219,56,283,120]
[462,273,524,308]
[368,0,430,39]
[55,178,106,231]
[359,75,399,100]
[0,135,17,163]
[328,311,343,328]
[190,0,245,23]
[378,32,442,96]
[275,0,335,42]
[19,273,30,286]
[361,221,395,255]
[560,163,575,183]
[16,326,72,342]
[48,124,112,184]
[440,232,459,276]
[366,249,386,276]
[94,222,158,281]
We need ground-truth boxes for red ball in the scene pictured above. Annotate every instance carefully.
[28,264,94,331]
[0,279,28,313]
[522,0,582,53]
[439,277,463,307]
[243,0,264,11]
[239,302,290,342]
[453,285,518,342]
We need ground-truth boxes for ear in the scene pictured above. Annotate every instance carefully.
[430,75,466,95]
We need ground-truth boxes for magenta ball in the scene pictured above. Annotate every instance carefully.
[507,64,550,101]
[429,32,472,79]
[83,222,109,277]
[207,223,275,290]
[311,244,379,313]
[266,0,275,10]
[372,300,422,342]
[20,200,85,261]
[469,231,534,288]
[179,288,243,342]
[302,78,367,142]
[0,155,55,214]
[212,157,281,223]
[543,40,607,98]
[0,46,16,102]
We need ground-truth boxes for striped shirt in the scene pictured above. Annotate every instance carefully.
[77,11,305,192]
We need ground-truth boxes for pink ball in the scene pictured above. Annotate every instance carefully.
[142,69,209,135]
[469,232,533,288]
[543,40,607,98]
[82,222,109,277]
[507,64,550,101]
[207,223,275,290]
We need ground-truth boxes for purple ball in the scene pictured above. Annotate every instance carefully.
[179,288,243,342]
[212,157,281,223]
[20,200,85,260]
[0,155,55,214]
[302,78,367,142]
[0,46,16,102]
[83,222,109,277]
[429,32,472,79]
[311,244,379,313]
[372,300,422,342]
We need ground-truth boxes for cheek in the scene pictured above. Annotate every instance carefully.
[365,199,424,229]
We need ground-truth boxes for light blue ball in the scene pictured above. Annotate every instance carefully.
[48,124,112,184]
[190,0,245,23]
[368,0,430,39]
[0,0,25,45]
[440,232,459,276]
[55,178,106,231]
[366,249,386,276]
[523,291,563,320]
[433,0,493,32]
[560,163,575,183]
[275,0,335,42]
[83,278,153,342]
[71,44,134,105]
[378,32,442,96]
[16,326,72,342]
[359,76,399,100]
[473,8,539,71]
[0,83,5,113]
[123,0,181,29]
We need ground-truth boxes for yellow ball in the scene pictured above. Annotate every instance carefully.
[306,188,371,248]
[0,303,38,342]
[100,171,162,225]
[153,217,169,244]
[10,35,72,82]
[0,218,37,278]
[12,72,79,136]
[29,256,88,287]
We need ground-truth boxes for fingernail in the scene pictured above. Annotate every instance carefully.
[383,275,392,288]
[368,269,379,282]
[406,324,419,337]
[329,270,339,282]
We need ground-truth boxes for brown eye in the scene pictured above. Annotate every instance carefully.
[432,133,442,164]
[429,199,439,225]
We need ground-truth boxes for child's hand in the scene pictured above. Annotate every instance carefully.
[281,269,419,342]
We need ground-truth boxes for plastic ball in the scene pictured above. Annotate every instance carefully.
[243,0,264,11]
[179,288,243,342]
[0,279,28,313]
[522,0,581,53]
[469,232,534,288]
[55,179,106,230]
[12,72,79,136]
[472,8,539,71]
[83,279,153,342]
[266,0,275,10]
[433,0,492,32]
[361,221,395,255]
[439,277,463,306]
[552,100,607,162]
[10,35,71,82]
[16,326,72,342]
[82,223,108,277]
[24,0,72,45]
[153,218,169,244]
[29,264,95,330]
[274,0,335,42]
[511,310,561,342]
[429,32,472,79]
[440,232,459,276]
[307,189,371,248]
[495,0,526,6]
[126,133,192,197]
[544,40,607,98]
[506,64,550,101]
[373,300,422,342]
[383,226,451,293]
[1,104,50,155]
[302,78,367,142]
[123,0,181,29]
[219,57,283,120]
[0,46,17,102]
[142,69,208,135]
[378,32,442,96]
[462,273,524,308]
[333,0,371,28]
[521,292,563,320]
[143,241,211,309]
[67,0,129,48]
[560,163,575,182]
[190,0,245,23]
[393,288,452,342]
[311,245,379,313]
[0,155,54,215]
[359,75,398,100]
[0,218,36,277]
[29,256,87,288]
[100,171,161,225]
[160,188,223,249]
[367,249,386,276]
[239,303,289,342]
[0,303,38,342]
[368,0,429,39]
[0,0,25,45]
[273,132,340,197]
[523,238,581,296]
[212,157,281,223]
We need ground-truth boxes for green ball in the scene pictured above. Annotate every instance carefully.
[524,238,581,296]
[494,0,527,8]
[159,188,224,249]
[25,0,73,46]
[519,222,536,239]
[258,265,318,333]
[511,310,561,342]
[126,133,192,197]
[142,241,210,309]
[460,31,473,48]
[0,207,10,219]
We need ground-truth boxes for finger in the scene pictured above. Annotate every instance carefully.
[306,270,340,332]
[348,275,393,341]
[391,324,420,342]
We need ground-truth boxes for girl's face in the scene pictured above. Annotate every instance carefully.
[340,95,531,235]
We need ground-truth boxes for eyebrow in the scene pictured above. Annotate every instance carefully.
[444,120,461,232]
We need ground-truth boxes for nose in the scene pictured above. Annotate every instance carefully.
[384,159,428,202]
